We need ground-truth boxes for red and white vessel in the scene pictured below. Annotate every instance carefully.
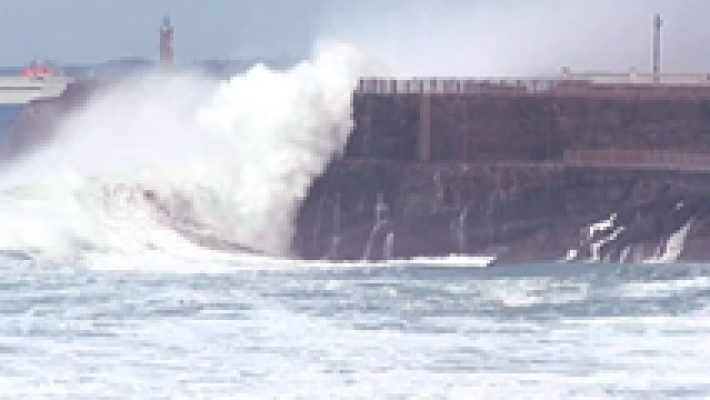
[0,60,73,105]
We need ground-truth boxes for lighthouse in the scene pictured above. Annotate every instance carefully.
[160,16,174,67]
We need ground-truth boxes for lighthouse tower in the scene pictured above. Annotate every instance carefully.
[160,16,174,67]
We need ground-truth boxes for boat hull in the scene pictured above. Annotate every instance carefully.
[0,76,73,105]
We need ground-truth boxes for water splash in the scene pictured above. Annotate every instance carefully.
[588,213,617,239]
[646,220,694,264]
[619,246,632,263]
[384,231,395,259]
[589,226,625,262]
[455,205,471,253]
[0,42,376,261]
[564,249,579,262]
[362,193,388,260]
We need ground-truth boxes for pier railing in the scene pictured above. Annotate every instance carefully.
[355,76,710,98]
[356,78,558,94]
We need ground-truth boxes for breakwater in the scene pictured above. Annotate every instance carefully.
[347,78,710,163]
[295,79,710,262]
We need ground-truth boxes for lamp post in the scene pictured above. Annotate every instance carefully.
[653,14,662,83]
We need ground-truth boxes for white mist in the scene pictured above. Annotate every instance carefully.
[0,42,375,260]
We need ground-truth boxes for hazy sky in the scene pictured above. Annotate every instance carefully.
[0,0,708,76]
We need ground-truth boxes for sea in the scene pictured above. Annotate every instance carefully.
[0,106,22,134]
[1,52,710,398]
[0,257,709,398]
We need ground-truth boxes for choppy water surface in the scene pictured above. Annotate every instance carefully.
[0,259,708,398]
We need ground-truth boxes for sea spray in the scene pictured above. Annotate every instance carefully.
[0,42,376,260]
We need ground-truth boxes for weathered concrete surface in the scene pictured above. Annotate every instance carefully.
[296,89,710,263]
[295,161,710,263]
[348,92,710,163]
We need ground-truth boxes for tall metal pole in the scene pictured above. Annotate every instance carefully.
[653,14,662,82]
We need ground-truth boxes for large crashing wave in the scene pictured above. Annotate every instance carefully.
[0,42,374,261]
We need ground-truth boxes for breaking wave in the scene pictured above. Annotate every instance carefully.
[0,42,375,262]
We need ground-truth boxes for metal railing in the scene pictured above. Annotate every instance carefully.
[355,78,559,94]
[355,75,710,96]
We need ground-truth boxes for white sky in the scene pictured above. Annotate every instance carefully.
[0,0,707,76]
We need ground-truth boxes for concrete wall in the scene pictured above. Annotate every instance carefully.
[349,90,710,164]
[296,159,710,262]
[296,85,710,261]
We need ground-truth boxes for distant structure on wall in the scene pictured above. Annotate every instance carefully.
[160,16,174,67]
[653,13,663,82]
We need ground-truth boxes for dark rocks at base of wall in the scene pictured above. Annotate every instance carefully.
[294,160,710,264]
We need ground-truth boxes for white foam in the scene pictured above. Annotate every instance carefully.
[564,249,578,262]
[81,253,496,274]
[619,277,710,299]
[619,246,632,263]
[405,254,496,267]
[589,226,625,262]
[587,213,617,239]
[646,220,694,264]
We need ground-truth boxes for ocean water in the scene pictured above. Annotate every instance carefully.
[0,258,707,399]
[1,47,709,398]
[0,106,22,136]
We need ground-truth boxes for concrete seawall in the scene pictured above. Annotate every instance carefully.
[296,161,710,263]
[347,83,710,163]
[295,82,710,262]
